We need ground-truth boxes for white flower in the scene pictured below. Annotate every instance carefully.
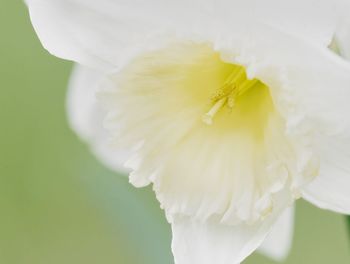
[26,0,350,263]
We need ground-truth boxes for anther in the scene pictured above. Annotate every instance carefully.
[201,66,258,125]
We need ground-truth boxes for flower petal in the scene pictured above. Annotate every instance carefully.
[300,5,350,214]
[171,207,287,264]
[26,0,339,70]
[258,206,294,261]
[67,64,129,173]
[301,135,350,214]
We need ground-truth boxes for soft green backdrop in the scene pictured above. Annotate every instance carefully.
[0,1,349,263]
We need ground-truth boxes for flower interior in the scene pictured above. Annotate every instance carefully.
[102,43,305,224]
[201,63,272,128]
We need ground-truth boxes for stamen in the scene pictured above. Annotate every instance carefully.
[201,66,259,125]
[202,97,227,125]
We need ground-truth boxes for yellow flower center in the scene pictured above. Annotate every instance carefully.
[202,66,261,125]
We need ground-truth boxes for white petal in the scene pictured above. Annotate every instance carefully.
[258,206,294,261]
[67,64,128,173]
[26,0,340,69]
[171,207,285,264]
[313,10,350,213]
[274,43,350,215]
[301,135,350,214]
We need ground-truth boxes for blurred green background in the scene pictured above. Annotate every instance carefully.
[0,1,349,263]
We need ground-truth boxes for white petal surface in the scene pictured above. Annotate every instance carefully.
[258,206,294,261]
[171,218,267,264]
[304,6,350,214]
[301,135,350,214]
[67,64,128,173]
[171,205,288,264]
[26,0,339,70]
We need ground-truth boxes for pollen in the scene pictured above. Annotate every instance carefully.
[202,65,261,125]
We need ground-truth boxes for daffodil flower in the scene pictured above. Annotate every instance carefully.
[26,0,350,263]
